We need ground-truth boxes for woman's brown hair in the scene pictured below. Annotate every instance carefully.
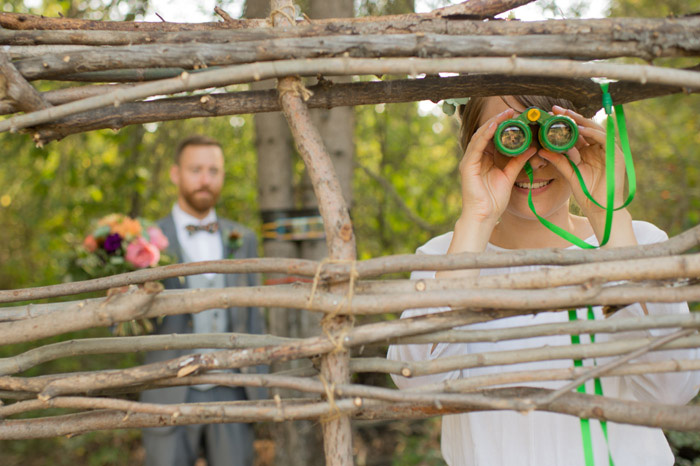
[457,96,578,152]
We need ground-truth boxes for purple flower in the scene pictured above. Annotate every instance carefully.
[103,233,122,253]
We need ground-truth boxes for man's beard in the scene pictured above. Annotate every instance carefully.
[182,188,218,214]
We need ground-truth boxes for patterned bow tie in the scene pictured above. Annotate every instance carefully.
[185,221,219,235]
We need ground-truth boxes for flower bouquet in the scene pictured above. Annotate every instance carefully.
[71,213,171,335]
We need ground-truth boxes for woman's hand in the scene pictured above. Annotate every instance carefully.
[539,106,635,246]
[458,108,536,227]
[441,108,536,271]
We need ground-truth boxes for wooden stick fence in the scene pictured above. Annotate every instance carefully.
[1,1,700,465]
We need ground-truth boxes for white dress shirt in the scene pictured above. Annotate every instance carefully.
[388,221,700,466]
[171,203,223,279]
[171,203,228,391]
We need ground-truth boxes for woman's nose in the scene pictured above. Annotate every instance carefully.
[529,153,548,170]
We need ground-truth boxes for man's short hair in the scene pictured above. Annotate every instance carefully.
[174,135,222,164]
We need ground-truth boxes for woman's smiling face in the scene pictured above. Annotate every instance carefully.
[478,96,574,221]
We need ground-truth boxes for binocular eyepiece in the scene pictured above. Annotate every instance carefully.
[494,107,578,157]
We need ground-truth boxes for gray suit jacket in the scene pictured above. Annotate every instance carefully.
[141,213,268,405]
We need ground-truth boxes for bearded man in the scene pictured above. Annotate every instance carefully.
[141,135,266,466]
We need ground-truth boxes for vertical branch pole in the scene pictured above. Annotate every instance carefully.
[0,51,51,113]
[270,1,356,465]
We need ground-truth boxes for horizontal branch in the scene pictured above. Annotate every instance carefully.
[337,223,700,282]
[29,330,700,399]
[394,312,700,345]
[58,67,191,82]
[0,395,183,418]
[0,332,295,376]
[0,283,165,345]
[3,353,699,407]
[0,2,541,35]
[1,374,534,419]
[14,31,699,80]
[7,311,697,377]
[358,252,700,293]
[0,12,265,31]
[53,357,700,399]
[28,72,698,143]
[352,334,700,377]
[2,224,699,304]
[3,56,700,134]
[1,386,699,439]
[1,14,697,42]
[356,386,700,429]
[0,308,513,396]
[0,83,135,115]
[2,271,699,336]
[1,276,699,349]
[414,357,700,393]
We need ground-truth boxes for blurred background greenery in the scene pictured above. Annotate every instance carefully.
[1,0,699,464]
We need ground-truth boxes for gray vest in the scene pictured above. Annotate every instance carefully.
[182,249,230,391]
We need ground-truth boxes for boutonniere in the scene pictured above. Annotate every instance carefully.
[226,230,243,258]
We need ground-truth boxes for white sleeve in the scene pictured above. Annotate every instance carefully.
[602,301,700,405]
[600,222,700,404]
[387,267,467,390]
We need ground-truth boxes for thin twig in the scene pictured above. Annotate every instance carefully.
[214,6,235,24]
[393,312,700,345]
[414,358,700,394]
[354,335,700,376]
[535,328,697,406]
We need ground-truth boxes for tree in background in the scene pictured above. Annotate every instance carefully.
[608,0,700,239]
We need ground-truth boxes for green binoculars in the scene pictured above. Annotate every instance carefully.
[494,107,578,156]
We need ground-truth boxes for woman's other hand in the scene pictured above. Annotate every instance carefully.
[458,108,536,227]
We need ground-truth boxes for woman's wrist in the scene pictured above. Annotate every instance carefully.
[586,208,637,248]
[449,214,497,254]
[435,215,495,279]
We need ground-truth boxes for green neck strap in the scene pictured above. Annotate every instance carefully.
[569,307,615,466]
[524,82,636,248]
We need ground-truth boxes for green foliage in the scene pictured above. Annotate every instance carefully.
[354,100,462,260]
[668,425,700,466]
[623,94,700,237]
[0,429,143,466]
[1,0,148,20]
[391,418,445,466]
[610,0,700,16]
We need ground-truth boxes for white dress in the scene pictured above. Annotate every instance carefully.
[387,221,700,466]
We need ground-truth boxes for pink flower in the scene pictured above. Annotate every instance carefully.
[125,237,160,268]
[147,226,169,251]
[83,235,98,252]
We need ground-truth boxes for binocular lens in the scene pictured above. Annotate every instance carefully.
[545,122,574,148]
[499,125,527,151]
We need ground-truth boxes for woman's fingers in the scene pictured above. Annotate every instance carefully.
[462,108,515,170]
[502,147,536,182]
[552,106,607,149]
[565,146,582,165]
[578,125,606,147]
[552,106,605,132]
[540,149,574,174]
[467,109,515,155]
